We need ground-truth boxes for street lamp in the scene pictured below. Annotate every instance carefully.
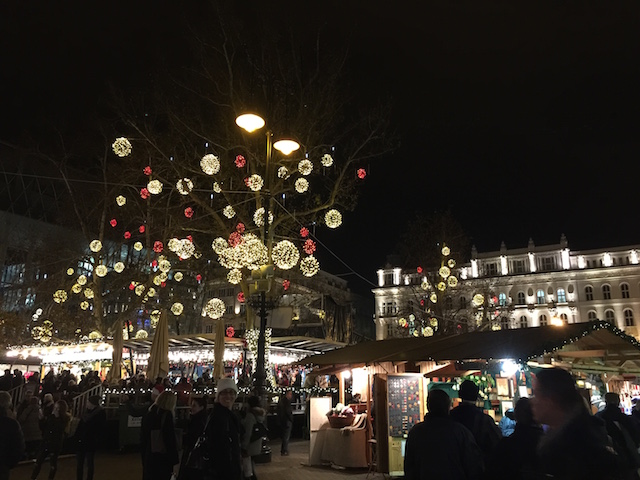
[236,113,299,396]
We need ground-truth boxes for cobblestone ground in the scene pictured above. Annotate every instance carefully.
[12,440,388,480]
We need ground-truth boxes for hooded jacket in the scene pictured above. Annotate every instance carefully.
[241,407,267,457]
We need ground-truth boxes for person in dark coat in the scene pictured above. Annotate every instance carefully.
[0,370,13,392]
[404,389,483,480]
[201,378,242,480]
[0,391,25,480]
[596,392,640,479]
[277,391,293,456]
[450,380,502,463]
[241,396,267,480]
[177,396,209,480]
[17,391,42,460]
[485,397,543,480]
[140,391,180,480]
[532,367,623,480]
[75,395,106,480]
[31,400,70,480]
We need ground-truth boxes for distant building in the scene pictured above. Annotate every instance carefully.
[373,235,640,340]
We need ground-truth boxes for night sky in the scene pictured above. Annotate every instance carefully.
[2,1,639,295]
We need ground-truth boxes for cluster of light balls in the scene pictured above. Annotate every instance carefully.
[213,233,269,270]
[168,238,196,260]
[32,320,54,343]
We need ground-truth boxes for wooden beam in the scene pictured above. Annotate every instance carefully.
[556,349,606,358]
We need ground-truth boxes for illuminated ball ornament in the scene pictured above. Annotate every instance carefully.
[84,288,95,299]
[300,227,309,238]
[112,137,132,157]
[295,178,309,193]
[143,166,152,176]
[204,298,226,319]
[53,290,68,304]
[177,240,195,260]
[448,259,456,268]
[150,310,161,326]
[168,238,180,252]
[147,287,156,297]
[357,168,367,179]
[303,239,316,255]
[77,275,87,286]
[71,284,82,294]
[321,153,334,167]
[95,265,108,277]
[439,266,451,278]
[201,154,221,175]
[212,237,228,254]
[283,279,291,290]
[139,225,145,233]
[235,154,246,168]
[298,160,313,176]
[437,282,446,291]
[246,174,264,191]
[442,246,451,256]
[134,242,143,251]
[223,205,236,219]
[147,180,163,194]
[253,207,273,227]
[135,330,148,339]
[213,182,222,193]
[226,326,235,338]
[272,240,300,270]
[116,195,127,206]
[184,207,194,218]
[324,209,342,229]
[140,188,150,199]
[135,285,145,296]
[88,330,102,340]
[158,259,171,273]
[109,218,117,227]
[472,294,485,307]
[430,293,438,303]
[157,272,168,282]
[300,255,320,277]
[111,262,124,274]
[424,326,434,337]
[227,269,242,284]
[176,178,194,195]
[228,231,243,247]
[277,167,289,179]
[174,272,183,282]
[237,292,245,303]
[124,231,131,239]
[80,301,89,310]
[153,241,163,253]
[66,268,75,276]
[89,240,103,252]
[447,276,458,287]
[171,303,184,316]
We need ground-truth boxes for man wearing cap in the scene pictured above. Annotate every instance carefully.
[202,377,242,480]
[450,380,501,463]
[74,395,106,480]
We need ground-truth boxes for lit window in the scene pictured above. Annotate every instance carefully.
[588,310,598,320]
[557,289,567,303]
[585,286,593,301]
[602,285,611,300]
[624,309,635,327]
[605,310,615,323]
[537,290,545,305]
[560,313,568,322]
[621,283,630,299]
[499,293,507,307]
[539,314,548,326]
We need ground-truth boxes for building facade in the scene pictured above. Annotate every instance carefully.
[373,236,640,340]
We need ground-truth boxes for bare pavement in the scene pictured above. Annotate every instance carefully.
[12,439,387,480]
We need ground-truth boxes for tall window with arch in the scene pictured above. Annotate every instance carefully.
[557,288,567,303]
[498,293,507,307]
[624,309,635,327]
[605,309,615,324]
[537,289,545,305]
[560,313,568,322]
[517,291,526,305]
[585,286,593,301]
[500,316,511,329]
[539,314,548,326]
[621,283,630,299]
[588,310,598,320]
[602,284,611,300]
[519,316,528,328]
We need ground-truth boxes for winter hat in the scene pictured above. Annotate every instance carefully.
[216,377,238,394]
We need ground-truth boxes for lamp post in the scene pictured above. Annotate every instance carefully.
[236,113,299,396]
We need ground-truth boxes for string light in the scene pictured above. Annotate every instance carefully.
[89,240,102,252]
[112,137,132,157]
[271,240,300,270]
[201,154,220,175]
[53,290,68,303]
[321,154,334,167]
[298,160,313,175]
[177,178,194,195]
[116,195,126,206]
[246,174,264,191]
[223,205,236,218]
[324,209,342,228]
[227,269,242,284]
[295,178,309,193]
[95,265,108,277]
[204,298,226,319]
[277,167,289,179]
[147,180,163,194]
[300,255,320,277]
[171,303,184,315]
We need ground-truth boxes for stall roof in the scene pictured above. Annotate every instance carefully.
[122,334,345,356]
[299,321,640,374]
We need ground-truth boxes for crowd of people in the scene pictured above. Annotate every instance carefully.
[404,368,640,480]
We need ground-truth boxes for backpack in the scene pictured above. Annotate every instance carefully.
[250,420,268,442]
[606,419,640,469]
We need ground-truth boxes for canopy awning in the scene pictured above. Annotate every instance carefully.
[299,321,640,375]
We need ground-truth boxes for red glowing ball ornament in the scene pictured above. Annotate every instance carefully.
[153,241,163,253]
[300,227,309,238]
[184,207,194,218]
[143,166,152,176]
[140,188,150,199]
[237,292,245,303]
[283,279,291,291]
[235,155,246,168]
[236,223,245,233]
[128,282,135,291]
[196,274,202,282]
[124,231,131,239]
[228,231,243,247]
[186,235,193,243]
[303,239,316,255]
[151,259,158,268]
[161,282,166,288]
[357,168,367,179]
[226,326,235,338]
[139,225,145,233]
[109,218,117,227]
[417,266,423,273]
[243,177,250,187]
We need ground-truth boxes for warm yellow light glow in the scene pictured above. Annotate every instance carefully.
[447,276,458,287]
[442,246,450,256]
[300,255,320,277]
[116,195,127,206]
[247,174,264,191]
[158,259,171,273]
[174,272,183,282]
[135,330,148,339]
[277,167,289,179]
[77,275,87,286]
[95,265,108,277]
[273,139,300,155]
[176,178,194,195]
[227,269,242,284]
[84,288,94,299]
[67,268,75,276]
[439,266,450,278]
[321,154,334,167]
[324,209,342,228]
[135,285,145,296]
[204,298,226,319]
[80,301,89,310]
[89,240,102,252]
[171,302,184,316]
[295,178,309,193]
[147,180,163,194]
[272,240,300,270]
[201,154,221,175]
[236,113,265,133]
[298,160,313,176]
[472,294,484,307]
[71,284,82,294]
[134,242,143,251]
[114,262,125,273]
[550,316,564,327]
[53,290,68,304]
[112,137,132,157]
[223,205,236,218]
